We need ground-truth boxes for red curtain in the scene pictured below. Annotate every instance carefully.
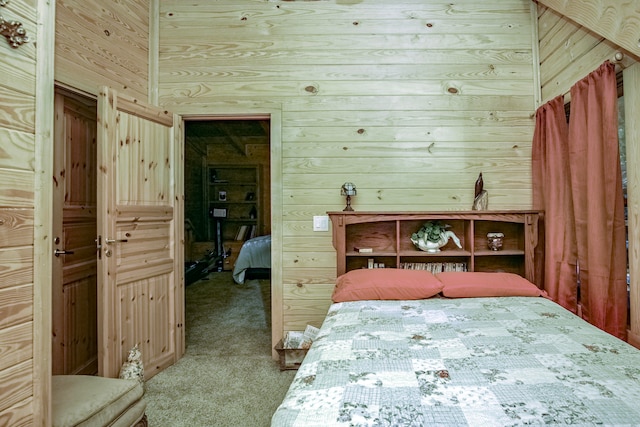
[568,62,627,339]
[532,96,577,311]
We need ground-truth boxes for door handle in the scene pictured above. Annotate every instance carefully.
[105,238,129,244]
[96,236,102,260]
[54,248,75,257]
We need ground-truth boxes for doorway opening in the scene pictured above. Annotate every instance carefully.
[183,118,271,268]
[52,87,99,375]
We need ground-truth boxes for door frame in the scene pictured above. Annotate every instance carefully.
[182,111,282,357]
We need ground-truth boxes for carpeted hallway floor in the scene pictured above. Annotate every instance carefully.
[144,272,296,426]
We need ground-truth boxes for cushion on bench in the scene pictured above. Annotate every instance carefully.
[52,375,146,427]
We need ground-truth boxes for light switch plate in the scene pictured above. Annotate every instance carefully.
[313,215,329,232]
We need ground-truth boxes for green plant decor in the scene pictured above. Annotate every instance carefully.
[412,221,451,243]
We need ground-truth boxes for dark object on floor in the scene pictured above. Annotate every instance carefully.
[185,261,207,286]
[185,250,221,286]
[245,268,270,281]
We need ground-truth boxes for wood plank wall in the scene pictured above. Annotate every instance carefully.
[157,0,539,334]
[55,0,150,101]
[537,4,637,103]
[0,0,40,425]
[536,0,640,62]
[5,1,634,421]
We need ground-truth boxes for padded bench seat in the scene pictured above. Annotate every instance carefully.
[52,375,147,427]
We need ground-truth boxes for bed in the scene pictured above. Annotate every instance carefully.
[271,268,640,426]
[232,234,271,284]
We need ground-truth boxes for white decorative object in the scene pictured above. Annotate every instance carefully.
[487,232,504,251]
[411,221,462,253]
[412,230,462,253]
[119,345,145,387]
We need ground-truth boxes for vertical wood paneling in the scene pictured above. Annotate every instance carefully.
[171,116,185,358]
[157,0,538,344]
[625,63,640,347]
[97,87,180,379]
[34,0,56,423]
[117,274,173,377]
[117,114,172,203]
[64,278,97,374]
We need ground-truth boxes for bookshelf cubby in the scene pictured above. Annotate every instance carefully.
[328,211,543,286]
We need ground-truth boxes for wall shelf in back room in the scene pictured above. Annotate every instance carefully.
[208,165,261,270]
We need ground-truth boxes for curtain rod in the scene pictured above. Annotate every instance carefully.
[611,51,626,70]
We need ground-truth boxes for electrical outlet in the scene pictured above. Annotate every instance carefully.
[313,215,329,232]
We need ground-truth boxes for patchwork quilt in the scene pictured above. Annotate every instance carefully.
[271,297,640,426]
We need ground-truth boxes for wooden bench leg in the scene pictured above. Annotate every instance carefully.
[134,414,148,427]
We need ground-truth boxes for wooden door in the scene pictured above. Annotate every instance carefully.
[52,90,98,375]
[97,87,184,379]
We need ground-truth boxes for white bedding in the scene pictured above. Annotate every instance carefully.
[272,296,640,426]
[232,235,271,284]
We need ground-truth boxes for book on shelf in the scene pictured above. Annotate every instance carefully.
[235,225,248,241]
[399,262,467,274]
[248,224,257,240]
[363,258,385,269]
[354,246,373,253]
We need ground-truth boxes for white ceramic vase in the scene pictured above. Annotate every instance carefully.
[411,231,462,253]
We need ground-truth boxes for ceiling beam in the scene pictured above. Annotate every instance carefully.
[535,0,640,59]
[216,122,247,156]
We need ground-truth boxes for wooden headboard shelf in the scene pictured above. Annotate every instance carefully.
[327,210,544,287]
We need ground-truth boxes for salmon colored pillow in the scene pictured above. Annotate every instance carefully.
[331,268,444,303]
[438,272,544,298]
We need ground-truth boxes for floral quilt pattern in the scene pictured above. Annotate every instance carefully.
[271,297,640,426]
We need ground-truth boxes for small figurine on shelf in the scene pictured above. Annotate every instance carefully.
[472,172,488,210]
[487,232,504,251]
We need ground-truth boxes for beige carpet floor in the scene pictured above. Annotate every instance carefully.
[144,272,296,426]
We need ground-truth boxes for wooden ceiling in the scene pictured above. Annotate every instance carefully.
[186,120,268,139]
[185,119,270,154]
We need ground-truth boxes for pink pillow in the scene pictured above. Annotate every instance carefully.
[438,272,544,298]
[331,268,444,303]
